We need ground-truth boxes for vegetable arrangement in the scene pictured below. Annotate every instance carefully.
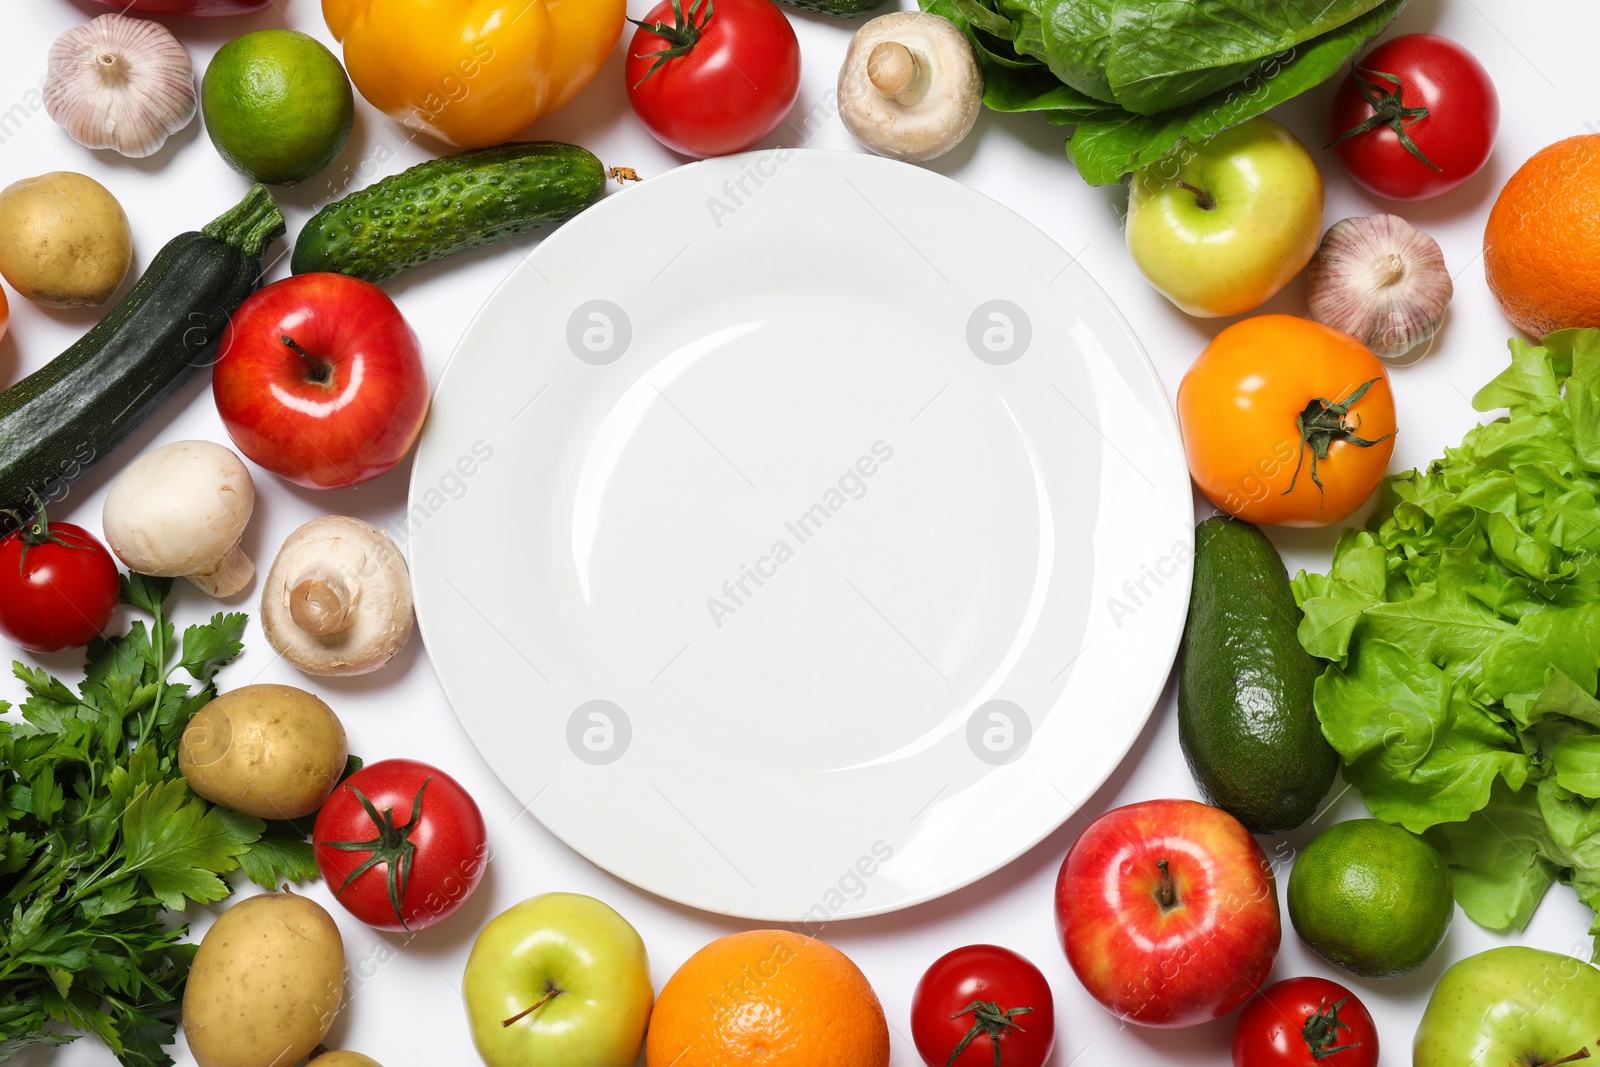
[1293,328,1600,956]
[919,0,1408,184]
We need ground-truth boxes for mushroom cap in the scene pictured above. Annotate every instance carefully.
[102,440,255,577]
[838,11,983,164]
[261,515,415,677]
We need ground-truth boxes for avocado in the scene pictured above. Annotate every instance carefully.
[1178,516,1338,834]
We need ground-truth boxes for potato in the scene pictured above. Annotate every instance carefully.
[180,684,347,820]
[182,892,345,1067]
[0,172,132,307]
[308,1054,382,1067]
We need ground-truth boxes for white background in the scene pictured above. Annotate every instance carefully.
[4,0,1597,1064]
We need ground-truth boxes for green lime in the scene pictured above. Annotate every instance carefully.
[202,30,354,187]
[1287,819,1453,979]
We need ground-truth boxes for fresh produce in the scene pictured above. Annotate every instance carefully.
[89,0,271,13]
[626,0,801,159]
[261,516,415,677]
[308,1054,383,1067]
[0,172,132,307]
[1287,820,1453,978]
[0,576,318,1063]
[291,142,607,284]
[214,273,428,489]
[1414,948,1600,1067]
[313,758,486,931]
[1179,517,1337,834]
[919,0,1406,185]
[777,0,887,14]
[1126,117,1322,317]
[0,186,284,524]
[463,893,653,1067]
[1233,978,1377,1067]
[0,502,119,653]
[0,285,8,342]
[1484,135,1600,338]
[43,14,196,158]
[180,683,349,820]
[182,891,346,1067]
[1177,315,1396,526]
[646,930,891,1066]
[1307,214,1452,359]
[838,13,981,163]
[1330,34,1498,201]
[102,440,257,597]
[1290,328,1600,956]
[1054,799,1280,1028]
[323,0,622,149]
[911,945,1054,1067]
[201,30,355,187]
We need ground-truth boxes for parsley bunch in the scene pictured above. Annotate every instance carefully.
[0,575,318,1065]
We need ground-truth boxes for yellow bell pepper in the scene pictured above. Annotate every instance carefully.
[324,0,623,149]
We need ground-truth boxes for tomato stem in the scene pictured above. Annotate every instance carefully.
[320,778,432,930]
[1301,996,1363,1060]
[628,0,713,87]
[1,491,93,573]
[944,1000,1034,1067]
[1328,64,1442,172]
[1282,378,1395,511]
[503,987,561,1028]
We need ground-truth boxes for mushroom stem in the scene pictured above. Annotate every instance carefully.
[867,41,928,106]
[187,543,254,598]
[290,577,354,636]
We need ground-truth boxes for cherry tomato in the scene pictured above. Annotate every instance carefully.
[625,0,800,158]
[1233,977,1378,1067]
[911,945,1055,1067]
[1177,315,1396,527]
[313,759,488,931]
[0,508,120,653]
[1329,33,1498,201]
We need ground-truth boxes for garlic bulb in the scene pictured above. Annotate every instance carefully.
[44,14,197,159]
[1307,214,1452,359]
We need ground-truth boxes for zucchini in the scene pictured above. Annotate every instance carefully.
[775,0,889,16]
[291,141,607,284]
[0,186,284,528]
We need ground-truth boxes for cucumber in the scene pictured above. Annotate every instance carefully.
[775,0,889,15]
[0,186,284,529]
[1178,516,1339,834]
[291,141,607,284]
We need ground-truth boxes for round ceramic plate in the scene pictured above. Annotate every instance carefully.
[410,150,1193,921]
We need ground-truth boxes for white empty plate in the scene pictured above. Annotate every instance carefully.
[410,150,1193,920]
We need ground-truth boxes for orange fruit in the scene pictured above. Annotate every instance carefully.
[645,930,891,1067]
[1484,134,1600,338]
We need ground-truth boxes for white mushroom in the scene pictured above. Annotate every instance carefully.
[103,441,255,597]
[261,516,414,677]
[838,12,983,163]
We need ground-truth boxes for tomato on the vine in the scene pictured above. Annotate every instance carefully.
[1177,315,1397,527]
[624,0,800,158]
[1329,33,1498,201]
[312,759,488,931]
[0,504,120,653]
[1233,977,1378,1067]
[911,945,1055,1067]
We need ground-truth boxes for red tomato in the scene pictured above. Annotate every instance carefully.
[1233,978,1378,1067]
[0,510,119,653]
[625,0,800,158]
[911,945,1055,1067]
[1329,33,1498,201]
[313,759,488,931]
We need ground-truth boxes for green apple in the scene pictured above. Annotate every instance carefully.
[462,893,653,1067]
[1126,116,1323,318]
[1415,947,1600,1067]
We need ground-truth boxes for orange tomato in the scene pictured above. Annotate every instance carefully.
[1177,315,1396,527]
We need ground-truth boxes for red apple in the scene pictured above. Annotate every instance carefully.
[1054,798,1280,1028]
[214,273,428,489]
